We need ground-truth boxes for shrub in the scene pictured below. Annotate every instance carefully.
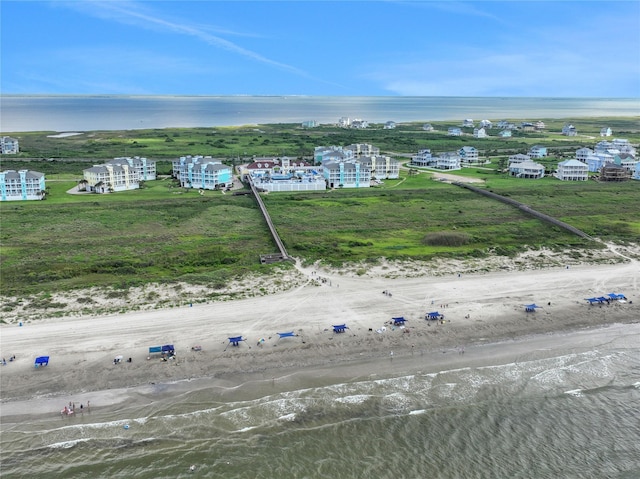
[422,231,473,247]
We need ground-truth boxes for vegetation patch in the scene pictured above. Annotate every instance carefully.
[422,231,474,247]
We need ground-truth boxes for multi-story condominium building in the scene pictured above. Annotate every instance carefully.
[360,155,400,179]
[0,169,45,201]
[473,128,487,138]
[314,146,353,164]
[322,160,371,188]
[173,156,232,190]
[107,157,156,181]
[556,159,588,181]
[529,145,547,158]
[509,161,545,179]
[576,148,594,163]
[83,163,139,193]
[562,124,577,136]
[345,144,380,157]
[1,136,19,154]
[458,146,478,163]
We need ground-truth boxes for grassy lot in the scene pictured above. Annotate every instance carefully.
[1,118,638,297]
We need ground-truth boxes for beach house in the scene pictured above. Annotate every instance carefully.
[480,120,492,129]
[384,121,396,129]
[1,136,19,154]
[509,161,545,179]
[599,164,630,182]
[473,127,488,138]
[529,145,547,158]
[508,154,531,165]
[499,130,512,138]
[600,127,612,137]
[555,159,588,181]
[562,124,577,136]
[462,119,474,127]
[422,123,434,131]
[448,127,462,136]
[0,169,45,201]
[576,148,594,163]
[633,163,640,181]
[458,146,478,164]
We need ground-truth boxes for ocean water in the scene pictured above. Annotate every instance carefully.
[2,324,639,479]
[0,95,638,133]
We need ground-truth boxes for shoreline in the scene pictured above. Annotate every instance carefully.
[1,258,637,418]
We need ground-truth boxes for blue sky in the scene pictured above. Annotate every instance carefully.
[2,1,639,97]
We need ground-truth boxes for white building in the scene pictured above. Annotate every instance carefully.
[83,163,139,193]
[473,127,488,138]
[600,127,612,137]
[562,124,577,136]
[0,169,45,201]
[422,123,434,131]
[576,148,594,163]
[448,127,462,136]
[360,155,400,179]
[509,161,545,179]
[556,159,588,181]
[1,136,19,154]
[458,146,478,164]
[508,153,531,165]
[107,157,156,181]
[462,119,474,127]
[384,121,396,129]
[480,120,492,129]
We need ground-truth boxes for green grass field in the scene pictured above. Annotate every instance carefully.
[1,118,638,297]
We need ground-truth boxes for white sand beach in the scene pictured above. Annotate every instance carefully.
[1,247,638,418]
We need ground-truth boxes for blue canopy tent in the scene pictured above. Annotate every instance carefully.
[392,317,407,326]
[332,324,348,333]
[524,304,541,312]
[585,297,603,304]
[277,332,296,339]
[228,336,245,347]
[607,293,626,300]
[425,312,442,320]
[161,344,175,356]
[34,356,49,368]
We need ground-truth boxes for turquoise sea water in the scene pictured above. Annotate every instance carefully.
[2,324,639,479]
[1,95,638,132]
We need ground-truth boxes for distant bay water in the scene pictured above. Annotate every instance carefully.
[1,95,638,133]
